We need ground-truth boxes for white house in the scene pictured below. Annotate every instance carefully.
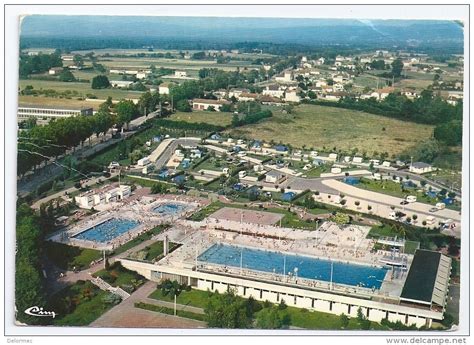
[192,99,231,112]
[159,82,174,95]
[275,71,294,83]
[265,170,286,184]
[262,85,285,98]
[75,185,131,209]
[110,80,133,88]
[228,88,250,99]
[49,67,63,75]
[238,92,258,102]
[409,162,434,174]
[174,71,187,78]
[284,90,301,103]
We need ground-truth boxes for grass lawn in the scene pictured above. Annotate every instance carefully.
[149,287,211,309]
[188,202,224,221]
[356,178,441,207]
[148,287,387,330]
[49,280,117,326]
[93,262,144,291]
[303,165,332,177]
[134,302,206,322]
[129,241,179,261]
[367,224,401,238]
[404,240,420,254]
[283,306,388,330]
[44,241,102,270]
[169,111,233,127]
[192,156,229,172]
[19,79,143,100]
[226,104,434,157]
[88,140,132,167]
[112,225,167,255]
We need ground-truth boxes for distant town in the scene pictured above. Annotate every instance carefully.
[15,16,463,331]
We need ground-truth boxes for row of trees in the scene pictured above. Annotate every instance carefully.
[17,97,145,176]
[231,110,273,128]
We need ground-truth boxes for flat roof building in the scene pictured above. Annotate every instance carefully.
[17,105,94,123]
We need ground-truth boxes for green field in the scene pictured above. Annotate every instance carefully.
[169,111,233,127]
[227,104,434,157]
[19,79,144,100]
[19,95,102,110]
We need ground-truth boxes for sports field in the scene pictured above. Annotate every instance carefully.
[99,57,255,72]
[18,95,103,109]
[19,79,144,100]
[226,104,434,156]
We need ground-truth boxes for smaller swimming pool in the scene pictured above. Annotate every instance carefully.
[73,218,140,243]
[152,203,187,215]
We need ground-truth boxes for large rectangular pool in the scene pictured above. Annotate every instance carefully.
[73,218,140,243]
[198,243,388,289]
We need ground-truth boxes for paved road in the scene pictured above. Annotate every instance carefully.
[154,137,200,170]
[17,112,157,197]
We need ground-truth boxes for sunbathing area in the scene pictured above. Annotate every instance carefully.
[209,207,284,226]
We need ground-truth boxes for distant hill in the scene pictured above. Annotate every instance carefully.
[20,16,464,52]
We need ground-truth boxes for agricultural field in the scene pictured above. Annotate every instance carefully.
[18,79,144,100]
[99,57,256,72]
[18,95,102,109]
[227,104,434,157]
[168,110,233,127]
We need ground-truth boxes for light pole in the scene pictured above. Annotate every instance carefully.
[174,294,177,316]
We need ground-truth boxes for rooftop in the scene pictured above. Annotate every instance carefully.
[192,98,231,105]
[400,249,451,307]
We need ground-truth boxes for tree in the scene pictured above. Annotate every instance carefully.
[255,307,290,329]
[391,58,404,78]
[220,103,232,112]
[176,99,192,112]
[115,100,139,126]
[340,313,350,329]
[91,75,110,89]
[434,120,462,146]
[205,290,253,328]
[232,114,240,127]
[331,212,350,225]
[160,280,187,298]
[58,69,76,82]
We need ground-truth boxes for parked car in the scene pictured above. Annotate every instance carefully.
[429,207,438,213]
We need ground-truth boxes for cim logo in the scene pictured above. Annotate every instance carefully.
[24,306,57,318]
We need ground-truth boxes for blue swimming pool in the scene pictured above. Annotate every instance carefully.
[198,244,388,289]
[73,218,140,243]
[152,203,187,215]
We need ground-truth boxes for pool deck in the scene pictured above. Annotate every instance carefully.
[49,195,203,250]
[153,219,410,299]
